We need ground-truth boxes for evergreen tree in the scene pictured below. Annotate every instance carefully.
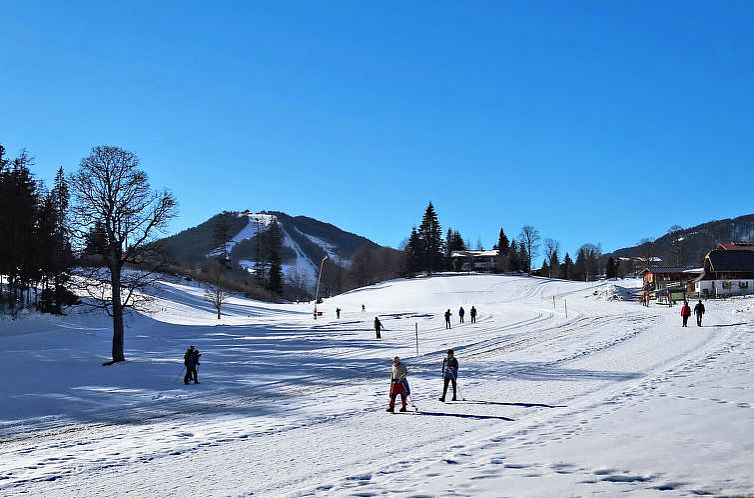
[417,202,444,274]
[265,221,284,295]
[573,248,587,281]
[549,249,560,279]
[494,228,510,272]
[561,252,574,280]
[404,227,423,276]
[606,256,617,279]
[507,240,520,272]
[518,239,529,274]
[212,211,231,266]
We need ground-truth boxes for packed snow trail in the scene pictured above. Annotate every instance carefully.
[1,274,753,497]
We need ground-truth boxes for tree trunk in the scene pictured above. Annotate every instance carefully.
[111,268,125,363]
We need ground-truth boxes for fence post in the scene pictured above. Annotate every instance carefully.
[415,322,419,357]
[565,299,568,318]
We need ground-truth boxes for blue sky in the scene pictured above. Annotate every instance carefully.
[2,1,753,259]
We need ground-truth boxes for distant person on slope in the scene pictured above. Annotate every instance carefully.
[439,349,459,402]
[336,308,341,319]
[470,306,477,323]
[374,316,383,339]
[387,356,409,413]
[458,306,465,324]
[693,299,705,326]
[444,309,452,329]
[680,301,692,327]
[183,345,201,385]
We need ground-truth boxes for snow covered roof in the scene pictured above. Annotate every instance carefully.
[450,250,498,258]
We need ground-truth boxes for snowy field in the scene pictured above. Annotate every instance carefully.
[1,274,753,497]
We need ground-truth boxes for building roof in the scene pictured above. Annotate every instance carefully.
[640,267,694,275]
[706,249,754,272]
[716,242,754,251]
[450,250,498,258]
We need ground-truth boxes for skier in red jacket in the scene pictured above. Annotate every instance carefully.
[680,301,692,327]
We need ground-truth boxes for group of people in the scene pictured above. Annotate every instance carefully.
[444,306,477,329]
[680,299,706,327]
[387,348,460,412]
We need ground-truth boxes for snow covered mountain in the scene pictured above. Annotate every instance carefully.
[157,210,381,286]
[604,213,754,267]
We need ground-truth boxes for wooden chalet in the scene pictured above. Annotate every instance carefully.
[695,249,754,297]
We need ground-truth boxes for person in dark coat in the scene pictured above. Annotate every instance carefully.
[374,316,383,339]
[458,307,465,324]
[336,308,341,319]
[693,300,705,326]
[470,306,477,323]
[183,345,201,385]
[680,301,692,327]
[439,349,459,402]
[444,309,452,329]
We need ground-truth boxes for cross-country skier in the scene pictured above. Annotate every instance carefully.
[183,345,201,385]
[374,316,383,339]
[693,299,705,326]
[444,309,452,329]
[439,349,459,402]
[458,306,465,324]
[680,301,692,327]
[470,306,477,323]
[387,356,408,413]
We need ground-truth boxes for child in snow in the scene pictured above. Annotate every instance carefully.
[387,356,409,413]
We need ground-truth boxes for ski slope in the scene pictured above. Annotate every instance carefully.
[1,274,753,497]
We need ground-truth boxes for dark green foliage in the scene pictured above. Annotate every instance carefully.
[507,240,520,272]
[404,227,424,275]
[561,253,573,280]
[157,212,247,262]
[417,202,445,274]
[606,256,617,279]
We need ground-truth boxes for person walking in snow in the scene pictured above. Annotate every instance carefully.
[458,306,465,324]
[374,316,383,339]
[183,345,201,385]
[680,301,692,327]
[444,309,452,329]
[693,299,705,326]
[387,356,409,413]
[361,304,366,312]
[439,349,459,402]
[336,308,341,319]
[470,306,477,323]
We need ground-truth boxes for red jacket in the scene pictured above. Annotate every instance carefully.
[681,305,691,317]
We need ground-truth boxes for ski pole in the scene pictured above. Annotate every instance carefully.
[451,370,465,401]
[175,366,185,384]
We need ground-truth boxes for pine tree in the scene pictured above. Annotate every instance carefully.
[265,221,284,295]
[404,227,423,276]
[508,240,520,272]
[212,211,231,266]
[417,202,444,274]
[549,249,560,279]
[561,253,574,280]
[606,256,617,279]
[518,239,529,274]
[495,228,510,273]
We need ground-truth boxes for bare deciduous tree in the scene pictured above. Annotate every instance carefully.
[205,261,229,320]
[71,146,177,364]
[543,238,560,278]
[518,225,541,274]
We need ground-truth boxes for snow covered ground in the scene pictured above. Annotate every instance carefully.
[1,274,753,497]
